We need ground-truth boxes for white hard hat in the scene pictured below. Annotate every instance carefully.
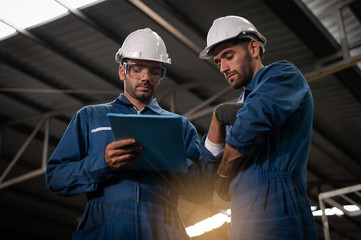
[199,16,267,59]
[115,28,171,64]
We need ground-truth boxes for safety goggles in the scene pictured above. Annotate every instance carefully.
[123,62,166,81]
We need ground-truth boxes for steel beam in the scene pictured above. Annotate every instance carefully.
[319,183,361,240]
[0,118,45,184]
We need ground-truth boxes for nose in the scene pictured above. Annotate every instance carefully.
[140,69,152,81]
[219,60,229,74]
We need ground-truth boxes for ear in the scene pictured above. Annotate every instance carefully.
[118,65,125,81]
[248,40,260,57]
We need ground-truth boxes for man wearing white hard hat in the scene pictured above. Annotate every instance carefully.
[199,16,318,239]
[46,28,212,240]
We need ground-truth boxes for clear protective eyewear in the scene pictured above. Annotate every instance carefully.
[123,62,166,81]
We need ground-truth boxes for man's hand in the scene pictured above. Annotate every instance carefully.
[104,139,143,170]
[215,144,243,200]
[214,173,232,201]
[214,102,244,125]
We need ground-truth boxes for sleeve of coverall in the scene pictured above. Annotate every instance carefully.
[226,65,308,156]
[173,118,215,204]
[45,110,112,196]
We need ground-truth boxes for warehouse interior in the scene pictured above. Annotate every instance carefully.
[0,0,361,239]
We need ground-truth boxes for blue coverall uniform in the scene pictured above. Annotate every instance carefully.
[46,94,212,240]
[201,61,318,239]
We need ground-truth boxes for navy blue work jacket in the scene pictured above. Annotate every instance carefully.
[46,94,212,240]
[201,61,318,239]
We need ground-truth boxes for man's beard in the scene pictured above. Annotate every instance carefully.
[135,91,153,102]
[125,78,155,102]
[136,82,155,101]
[232,50,254,89]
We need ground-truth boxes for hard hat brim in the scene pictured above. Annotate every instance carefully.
[199,32,266,59]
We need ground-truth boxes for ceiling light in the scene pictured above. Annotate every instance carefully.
[0,0,102,40]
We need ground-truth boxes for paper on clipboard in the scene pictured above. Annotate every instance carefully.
[107,113,187,172]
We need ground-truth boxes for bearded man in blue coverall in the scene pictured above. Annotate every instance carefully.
[199,16,318,239]
[46,28,212,240]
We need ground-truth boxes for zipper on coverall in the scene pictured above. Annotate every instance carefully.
[136,183,140,202]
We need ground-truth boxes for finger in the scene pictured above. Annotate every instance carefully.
[123,144,143,152]
[108,152,142,169]
[106,139,141,153]
[117,138,136,145]
[108,139,136,149]
[108,148,142,161]
[109,145,143,157]
[115,139,143,150]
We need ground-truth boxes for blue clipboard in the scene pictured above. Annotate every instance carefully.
[107,113,187,172]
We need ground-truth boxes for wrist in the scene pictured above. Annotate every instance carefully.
[205,137,225,156]
[217,168,229,178]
